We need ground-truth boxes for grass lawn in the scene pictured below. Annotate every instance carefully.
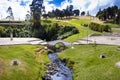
[0,45,50,80]
[59,45,120,80]
[112,29,120,33]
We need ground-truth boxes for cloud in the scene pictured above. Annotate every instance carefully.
[44,1,56,12]
[0,0,55,20]
[0,0,32,20]
[45,0,119,16]
[0,0,119,20]
[62,0,118,15]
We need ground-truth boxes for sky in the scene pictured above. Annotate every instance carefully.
[0,0,120,20]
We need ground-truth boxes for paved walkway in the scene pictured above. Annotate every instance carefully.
[73,36,120,46]
[0,36,120,46]
[0,38,47,46]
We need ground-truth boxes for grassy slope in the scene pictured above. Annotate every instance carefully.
[64,19,98,42]
[42,16,120,42]
[0,45,50,80]
[46,17,101,42]
[59,45,120,80]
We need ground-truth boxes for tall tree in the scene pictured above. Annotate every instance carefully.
[30,0,45,39]
[25,11,31,21]
[66,5,74,17]
[30,0,44,29]
[6,6,14,20]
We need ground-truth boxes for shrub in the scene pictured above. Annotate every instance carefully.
[0,24,32,37]
[43,23,79,41]
[89,22,111,32]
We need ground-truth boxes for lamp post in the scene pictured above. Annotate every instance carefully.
[10,29,13,41]
[9,19,13,41]
[87,29,88,44]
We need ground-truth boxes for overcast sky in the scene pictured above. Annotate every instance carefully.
[0,0,120,20]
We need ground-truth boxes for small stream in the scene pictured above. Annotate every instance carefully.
[43,40,73,80]
[48,52,73,80]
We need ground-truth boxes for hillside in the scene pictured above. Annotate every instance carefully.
[50,16,120,42]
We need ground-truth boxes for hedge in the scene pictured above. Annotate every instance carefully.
[89,22,111,32]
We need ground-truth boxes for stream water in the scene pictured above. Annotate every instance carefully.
[47,52,73,80]
[43,40,72,80]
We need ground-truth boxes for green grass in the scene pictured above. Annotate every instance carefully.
[105,23,120,28]
[44,17,120,42]
[112,29,120,33]
[42,18,100,42]
[41,17,120,42]
[111,28,120,33]
[59,45,120,80]
[63,19,100,42]
[0,45,50,80]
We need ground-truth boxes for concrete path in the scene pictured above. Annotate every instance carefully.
[73,36,120,46]
[0,36,120,46]
[0,38,47,46]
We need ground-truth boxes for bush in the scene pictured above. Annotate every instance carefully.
[43,23,79,41]
[89,22,111,32]
[0,24,32,37]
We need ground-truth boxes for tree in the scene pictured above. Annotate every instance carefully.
[47,11,55,18]
[66,5,74,17]
[96,5,119,22]
[30,0,44,29]
[6,6,14,20]
[87,11,90,16]
[69,5,74,16]
[25,11,31,21]
[73,9,80,16]
[30,0,45,39]
[81,11,85,16]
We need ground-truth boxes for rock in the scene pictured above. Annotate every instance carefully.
[46,62,58,75]
[99,55,106,59]
[57,74,60,77]
[11,60,20,66]
[115,62,120,68]
[61,72,68,77]
[44,47,48,50]
[71,46,74,49]
[42,75,51,80]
